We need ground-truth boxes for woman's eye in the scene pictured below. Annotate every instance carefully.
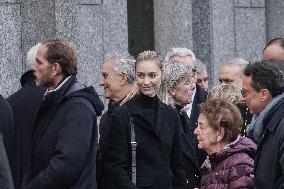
[137,74,145,79]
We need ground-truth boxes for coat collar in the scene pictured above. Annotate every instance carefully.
[254,98,284,172]
[126,93,166,136]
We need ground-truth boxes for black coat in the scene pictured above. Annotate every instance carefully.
[188,85,207,130]
[0,132,14,189]
[254,97,284,189]
[188,85,208,166]
[176,108,200,189]
[97,100,120,189]
[104,93,185,189]
[0,94,14,159]
[7,70,46,189]
[22,76,104,189]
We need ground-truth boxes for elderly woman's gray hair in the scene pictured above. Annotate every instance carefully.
[159,59,193,106]
[208,84,242,104]
[26,43,42,71]
[164,47,196,63]
[106,52,136,84]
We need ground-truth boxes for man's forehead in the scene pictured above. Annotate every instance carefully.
[101,59,115,71]
[171,55,195,67]
[220,64,241,74]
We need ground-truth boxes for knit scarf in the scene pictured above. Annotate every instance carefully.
[246,92,284,142]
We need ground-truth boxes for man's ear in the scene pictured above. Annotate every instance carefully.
[53,63,63,76]
[260,89,271,102]
[120,73,128,85]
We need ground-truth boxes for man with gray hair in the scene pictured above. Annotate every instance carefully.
[97,52,136,189]
[165,47,207,165]
[196,59,209,92]
[7,43,46,189]
[218,58,248,88]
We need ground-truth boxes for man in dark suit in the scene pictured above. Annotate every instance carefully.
[0,94,14,154]
[165,47,207,165]
[0,94,14,189]
[97,52,135,188]
[7,43,46,189]
[0,131,14,189]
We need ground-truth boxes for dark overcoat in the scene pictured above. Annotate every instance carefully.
[254,97,284,189]
[22,76,104,189]
[7,70,46,189]
[0,94,14,159]
[0,132,14,189]
[188,84,207,130]
[177,110,200,189]
[97,100,119,189]
[188,85,208,166]
[104,94,185,189]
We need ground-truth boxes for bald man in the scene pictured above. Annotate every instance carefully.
[263,38,284,61]
[218,58,248,88]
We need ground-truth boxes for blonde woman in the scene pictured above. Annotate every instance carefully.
[104,51,185,188]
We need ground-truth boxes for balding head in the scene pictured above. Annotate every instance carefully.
[263,38,284,61]
[218,58,248,88]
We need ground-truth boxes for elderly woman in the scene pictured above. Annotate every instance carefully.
[194,99,256,189]
[159,60,200,189]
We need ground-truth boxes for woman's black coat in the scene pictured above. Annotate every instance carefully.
[104,94,186,189]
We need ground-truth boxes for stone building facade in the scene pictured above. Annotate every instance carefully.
[0,0,283,98]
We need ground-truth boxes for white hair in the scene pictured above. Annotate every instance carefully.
[158,59,193,107]
[26,43,42,70]
[195,59,207,74]
[106,52,136,84]
[164,47,196,64]
[226,58,249,70]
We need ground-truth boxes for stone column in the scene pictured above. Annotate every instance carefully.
[0,0,22,97]
[154,0,193,56]
[1,0,128,97]
[266,0,284,41]
[192,0,266,86]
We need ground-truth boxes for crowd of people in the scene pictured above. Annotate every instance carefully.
[0,37,284,189]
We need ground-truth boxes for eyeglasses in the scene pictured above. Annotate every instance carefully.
[191,68,196,77]
[241,88,247,97]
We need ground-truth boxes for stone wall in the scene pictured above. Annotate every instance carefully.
[155,0,267,86]
[1,0,284,97]
[0,0,128,98]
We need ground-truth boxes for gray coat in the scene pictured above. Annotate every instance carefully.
[0,132,14,189]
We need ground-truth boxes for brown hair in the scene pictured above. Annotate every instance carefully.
[199,99,243,143]
[43,38,78,76]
